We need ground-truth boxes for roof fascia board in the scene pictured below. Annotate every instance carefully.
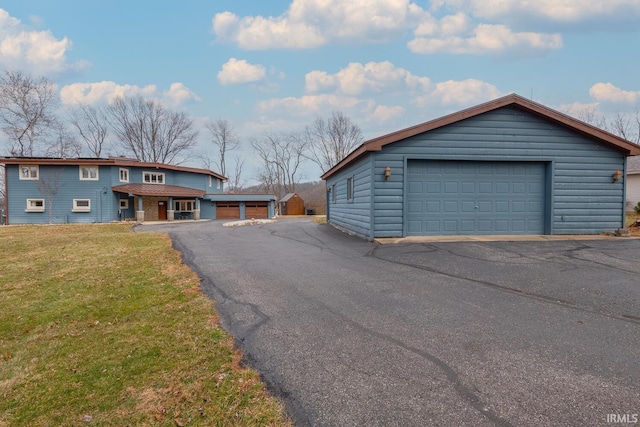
[321,93,640,180]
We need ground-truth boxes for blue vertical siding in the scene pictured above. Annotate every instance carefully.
[325,155,372,239]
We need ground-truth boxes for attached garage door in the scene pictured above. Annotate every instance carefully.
[246,202,269,219]
[216,202,240,219]
[406,160,546,235]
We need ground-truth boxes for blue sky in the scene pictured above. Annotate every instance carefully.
[1,0,640,182]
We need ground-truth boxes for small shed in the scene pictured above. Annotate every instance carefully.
[279,193,305,215]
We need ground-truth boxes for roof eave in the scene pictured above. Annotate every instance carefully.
[321,93,640,180]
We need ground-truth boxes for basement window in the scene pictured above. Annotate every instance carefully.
[72,199,91,212]
[26,199,45,212]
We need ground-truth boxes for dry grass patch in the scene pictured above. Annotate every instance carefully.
[627,212,640,236]
[0,224,290,427]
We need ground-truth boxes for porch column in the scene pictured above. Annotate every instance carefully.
[136,196,145,223]
[167,196,175,221]
[194,198,201,220]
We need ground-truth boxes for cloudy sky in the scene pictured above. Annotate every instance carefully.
[1,0,639,181]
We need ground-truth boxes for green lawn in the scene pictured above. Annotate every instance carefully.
[0,224,290,426]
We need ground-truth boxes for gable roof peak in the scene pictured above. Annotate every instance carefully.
[321,93,640,180]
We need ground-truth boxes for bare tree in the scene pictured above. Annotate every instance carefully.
[69,104,109,157]
[106,95,198,164]
[206,119,239,176]
[36,169,64,224]
[567,106,640,145]
[45,124,82,158]
[0,70,59,156]
[226,155,245,192]
[304,111,364,173]
[251,132,308,200]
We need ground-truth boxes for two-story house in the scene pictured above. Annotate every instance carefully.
[1,157,276,224]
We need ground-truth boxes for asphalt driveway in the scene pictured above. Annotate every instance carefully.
[140,218,640,426]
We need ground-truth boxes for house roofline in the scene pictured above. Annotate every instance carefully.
[0,156,227,180]
[321,93,640,180]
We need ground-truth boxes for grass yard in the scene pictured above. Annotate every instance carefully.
[0,224,290,427]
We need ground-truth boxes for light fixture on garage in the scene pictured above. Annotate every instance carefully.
[384,166,391,181]
[612,170,622,183]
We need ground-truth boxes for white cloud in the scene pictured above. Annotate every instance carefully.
[0,8,88,74]
[60,81,155,105]
[435,0,640,25]
[414,79,503,107]
[589,83,640,104]
[371,105,405,123]
[409,23,562,55]
[218,58,267,85]
[257,94,365,117]
[213,0,423,50]
[305,61,431,95]
[163,83,201,106]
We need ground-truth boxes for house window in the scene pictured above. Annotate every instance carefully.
[119,168,129,182]
[347,177,354,201]
[331,184,336,203]
[174,200,194,211]
[19,165,39,180]
[216,179,221,190]
[143,171,165,184]
[26,199,45,212]
[119,199,129,209]
[72,199,91,212]
[79,166,99,180]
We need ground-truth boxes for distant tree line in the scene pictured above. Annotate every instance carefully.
[0,69,367,207]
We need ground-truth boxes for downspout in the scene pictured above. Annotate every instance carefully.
[3,166,8,225]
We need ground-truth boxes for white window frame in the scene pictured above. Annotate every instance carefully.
[26,199,45,212]
[119,168,129,183]
[79,166,99,181]
[119,199,129,209]
[143,171,165,184]
[174,200,195,212]
[19,165,39,180]
[216,179,221,190]
[72,199,91,212]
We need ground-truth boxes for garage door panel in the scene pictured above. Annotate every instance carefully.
[406,160,546,235]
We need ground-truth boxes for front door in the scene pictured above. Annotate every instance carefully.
[158,201,167,220]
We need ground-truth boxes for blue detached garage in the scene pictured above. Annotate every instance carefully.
[322,94,640,239]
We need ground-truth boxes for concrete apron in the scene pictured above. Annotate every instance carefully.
[375,234,639,244]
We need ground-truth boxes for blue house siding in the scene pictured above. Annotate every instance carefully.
[6,164,112,224]
[322,97,639,239]
[326,155,372,239]
[2,159,229,224]
[369,107,626,236]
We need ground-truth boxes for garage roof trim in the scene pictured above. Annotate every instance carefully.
[322,93,640,180]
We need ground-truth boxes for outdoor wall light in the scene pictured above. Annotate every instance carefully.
[612,170,622,183]
[384,166,391,181]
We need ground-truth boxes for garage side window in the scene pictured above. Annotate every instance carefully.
[332,184,336,203]
[347,177,354,201]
